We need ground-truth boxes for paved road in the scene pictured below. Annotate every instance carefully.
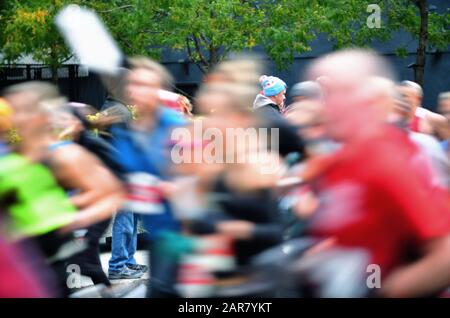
[69,250,149,298]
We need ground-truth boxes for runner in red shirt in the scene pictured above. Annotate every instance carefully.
[298,49,450,298]
[309,125,449,271]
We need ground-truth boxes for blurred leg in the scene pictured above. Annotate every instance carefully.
[70,219,111,286]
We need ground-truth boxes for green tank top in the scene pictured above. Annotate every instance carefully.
[0,152,77,239]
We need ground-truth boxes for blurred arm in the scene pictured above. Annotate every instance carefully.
[380,235,450,297]
[50,145,125,231]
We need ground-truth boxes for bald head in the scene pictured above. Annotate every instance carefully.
[306,49,396,142]
[307,49,395,86]
[400,80,423,97]
[398,80,423,113]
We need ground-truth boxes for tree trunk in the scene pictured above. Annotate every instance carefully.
[209,46,219,70]
[187,35,209,74]
[414,0,428,87]
[51,64,58,84]
[50,43,59,84]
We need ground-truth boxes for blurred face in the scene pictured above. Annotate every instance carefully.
[321,78,390,143]
[126,68,161,114]
[270,89,286,107]
[196,91,228,117]
[52,112,78,130]
[196,91,248,131]
[285,103,324,141]
[195,90,256,163]
[439,99,450,121]
[388,106,409,125]
[51,111,83,139]
[388,91,411,125]
[319,79,361,141]
[399,86,421,114]
[293,96,306,103]
[6,92,49,139]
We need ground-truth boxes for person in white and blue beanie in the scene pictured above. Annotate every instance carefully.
[252,74,305,158]
[260,75,287,97]
[253,75,287,114]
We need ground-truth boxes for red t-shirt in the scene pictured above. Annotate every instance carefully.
[410,114,421,132]
[308,125,450,276]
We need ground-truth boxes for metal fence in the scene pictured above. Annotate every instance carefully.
[0,64,107,109]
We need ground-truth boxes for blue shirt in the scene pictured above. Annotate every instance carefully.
[110,107,186,240]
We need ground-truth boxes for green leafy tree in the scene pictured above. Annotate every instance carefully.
[0,0,448,85]
[86,0,160,58]
[140,0,268,73]
[310,0,449,86]
[140,0,329,73]
[1,0,75,82]
[0,0,154,82]
[257,0,323,70]
[130,0,449,81]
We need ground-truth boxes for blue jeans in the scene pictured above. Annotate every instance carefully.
[108,211,139,273]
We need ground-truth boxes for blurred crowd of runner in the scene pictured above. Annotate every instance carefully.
[0,49,449,298]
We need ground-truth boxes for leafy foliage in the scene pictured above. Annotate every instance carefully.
[0,0,448,79]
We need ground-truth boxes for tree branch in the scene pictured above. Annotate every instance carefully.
[191,34,209,67]
[200,32,211,46]
[186,37,207,74]
[99,5,134,13]
[222,47,231,60]
[117,36,134,51]
[60,54,74,64]
[186,37,194,60]
[209,45,218,66]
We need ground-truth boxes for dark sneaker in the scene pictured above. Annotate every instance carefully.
[108,267,144,280]
[127,264,148,273]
